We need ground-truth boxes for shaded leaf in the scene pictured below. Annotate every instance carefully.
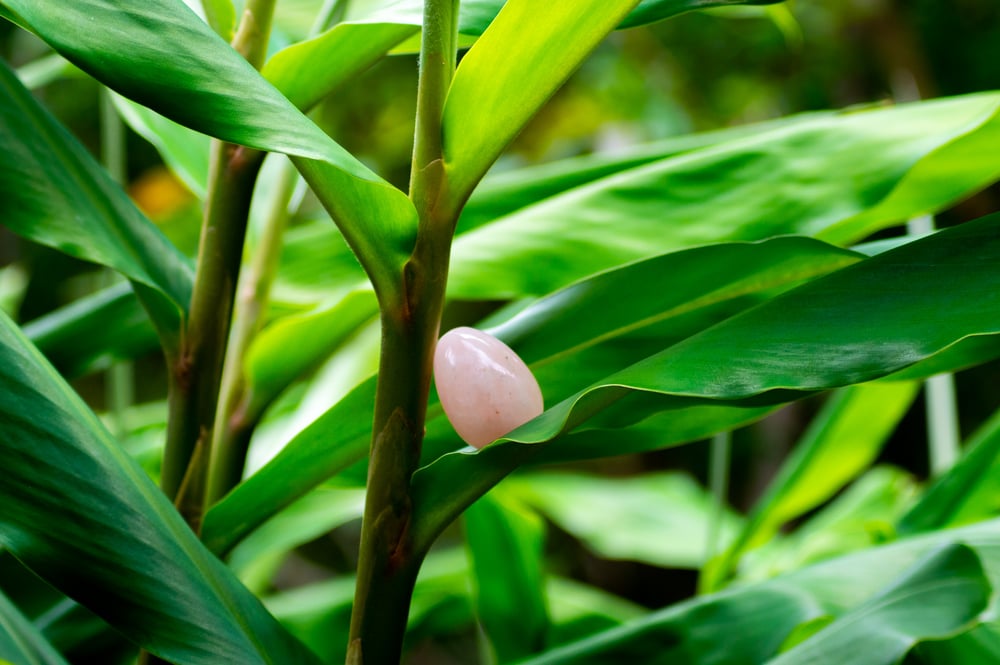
[509,472,743,569]
[0,311,320,665]
[0,590,69,665]
[0,59,192,329]
[1,0,417,294]
[465,490,549,663]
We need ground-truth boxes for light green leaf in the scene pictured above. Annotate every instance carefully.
[465,490,549,663]
[509,472,744,570]
[768,544,987,665]
[1,0,417,294]
[516,520,1000,665]
[898,407,1000,535]
[0,59,192,327]
[442,0,642,202]
[0,310,320,665]
[709,382,919,588]
[202,0,236,41]
[450,93,1000,299]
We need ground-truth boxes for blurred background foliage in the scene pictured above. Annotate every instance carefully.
[2,0,1000,653]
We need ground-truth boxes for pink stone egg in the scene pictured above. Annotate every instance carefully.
[433,327,544,449]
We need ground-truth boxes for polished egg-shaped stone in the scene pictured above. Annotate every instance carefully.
[433,327,544,449]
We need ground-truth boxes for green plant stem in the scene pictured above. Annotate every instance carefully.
[705,431,731,566]
[347,1,460,662]
[206,160,299,504]
[159,0,275,528]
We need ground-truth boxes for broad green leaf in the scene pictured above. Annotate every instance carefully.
[515,520,1000,665]
[0,311,320,665]
[619,0,782,28]
[262,18,418,111]
[0,590,69,665]
[242,290,378,417]
[914,622,1000,664]
[228,487,365,590]
[710,382,919,588]
[509,472,743,570]
[898,407,1000,535]
[458,113,829,235]
[450,93,1000,299]
[740,467,918,584]
[22,283,158,378]
[271,218,367,306]
[465,490,549,663]
[0,60,192,326]
[410,214,1000,553]
[442,0,642,202]
[0,0,417,293]
[768,544,987,665]
[201,376,376,556]
[207,237,856,554]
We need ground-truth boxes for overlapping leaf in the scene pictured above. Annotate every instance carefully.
[449,92,1000,299]
[0,60,192,332]
[0,311,320,665]
[410,213,1000,553]
[0,0,417,293]
[514,520,1000,665]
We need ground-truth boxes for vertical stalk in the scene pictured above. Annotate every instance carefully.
[704,431,731,566]
[347,1,460,663]
[159,0,276,529]
[205,162,300,504]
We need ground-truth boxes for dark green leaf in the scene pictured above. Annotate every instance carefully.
[411,213,1000,554]
[0,60,192,329]
[0,311,320,665]
[1,0,417,294]
[465,490,549,663]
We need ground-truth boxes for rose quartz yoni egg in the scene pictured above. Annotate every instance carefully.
[433,327,544,449]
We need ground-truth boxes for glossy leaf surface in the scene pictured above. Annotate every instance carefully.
[0,60,192,319]
[0,311,319,665]
[450,93,1000,299]
[0,0,417,293]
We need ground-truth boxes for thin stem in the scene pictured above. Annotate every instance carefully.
[347,1,460,662]
[206,160,300,504]
[704,431,731,567]
[159,1,276,527]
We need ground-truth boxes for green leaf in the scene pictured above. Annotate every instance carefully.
[898,407,1000,535]
[0,59,192,325]
[0,590,69,665]
[242,290,377,418]
[411,213,1000,554]
[515,520,1000,665]
[619,0,782,28]
[201,0,236,41]
[709,382,919,588]
[209,236,855,554]
[0,310,320,665]
[22,282,158,378]
[768,544,987,665]
[1,0,417,295]
[442,0,642,202]
[201,376,376,556]
[509,472,743,570]
[450,93,1000,299]
[465,490,549,663]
